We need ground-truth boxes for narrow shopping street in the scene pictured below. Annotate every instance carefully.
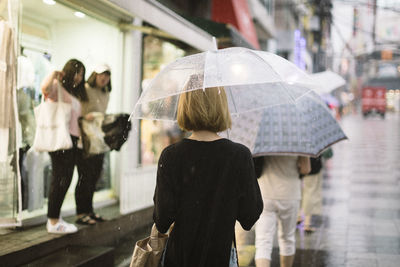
[1,113,399,267]
[288,111,400,267]
[111,112,400,267]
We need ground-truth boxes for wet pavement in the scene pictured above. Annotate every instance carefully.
[113,112,400,267]
[306,112,400,267]
[234,112,400,267]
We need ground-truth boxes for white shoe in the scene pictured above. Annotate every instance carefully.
[47,218,78,234]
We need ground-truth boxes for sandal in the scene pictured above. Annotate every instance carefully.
[89,213,106,222]
[76,215,97,225]
[304,225,316,234]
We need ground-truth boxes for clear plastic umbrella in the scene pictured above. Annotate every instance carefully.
[132,47,347,156]
[133,47,319,121]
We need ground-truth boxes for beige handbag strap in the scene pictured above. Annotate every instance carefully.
[56,80,64,102]
[149,224,163,250]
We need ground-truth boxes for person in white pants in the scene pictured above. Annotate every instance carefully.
[255,156,310,267]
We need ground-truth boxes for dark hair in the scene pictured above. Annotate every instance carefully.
[61,59,88,101]
[87,71,112,92]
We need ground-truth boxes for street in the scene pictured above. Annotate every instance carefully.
[291,111,400,267]
[113,112,400,267]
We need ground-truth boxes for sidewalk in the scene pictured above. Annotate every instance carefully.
[0,204,153,266]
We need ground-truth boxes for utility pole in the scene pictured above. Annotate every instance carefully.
[372,0,377,46]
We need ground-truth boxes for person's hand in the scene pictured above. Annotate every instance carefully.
[85,113,95,121]
[52,70,64,82]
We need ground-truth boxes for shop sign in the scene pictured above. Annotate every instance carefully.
[381,50,393,60]
[212,0,260,49]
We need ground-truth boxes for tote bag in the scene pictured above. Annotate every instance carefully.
[130,224,169,267]
[78,112,110,157]
[32,83,72,152]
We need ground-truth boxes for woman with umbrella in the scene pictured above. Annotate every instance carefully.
[152,76,263,266]
[132,46,346,267]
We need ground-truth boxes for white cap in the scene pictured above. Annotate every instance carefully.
[94,63,111,74]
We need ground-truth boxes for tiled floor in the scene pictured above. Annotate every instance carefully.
[236,112,400,267]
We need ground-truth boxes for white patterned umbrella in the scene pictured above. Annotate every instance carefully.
[310,70,346,95]
[223,90,347,157]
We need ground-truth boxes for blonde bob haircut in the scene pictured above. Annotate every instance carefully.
[177,86,232,133]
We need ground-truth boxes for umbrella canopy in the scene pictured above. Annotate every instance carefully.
[310,70,346,95]
[132,47,347,156]
[133,47,319,121]
[222,90,347,157]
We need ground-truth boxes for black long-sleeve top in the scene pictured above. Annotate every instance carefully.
[153,138,263,267]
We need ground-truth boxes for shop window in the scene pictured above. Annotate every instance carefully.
[140,36,187,166]
[10,0,123,220]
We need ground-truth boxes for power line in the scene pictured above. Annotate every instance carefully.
[331,20,355,56]
[274,0,400,13]
[332,13,397,43]
[333,0,400,13]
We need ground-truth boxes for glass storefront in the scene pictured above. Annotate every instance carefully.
[1,0,124,224]
[0,0,21,225]
[139,35,188,166]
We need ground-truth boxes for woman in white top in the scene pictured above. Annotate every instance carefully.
[75,64,111,225]
[41,59,87,234]
[255,156,310,267]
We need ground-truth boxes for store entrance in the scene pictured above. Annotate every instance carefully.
[6,0,124,223]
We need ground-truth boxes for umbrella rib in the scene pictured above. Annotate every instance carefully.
[227,86,238,114]
[245,51,298,103]
[248,50,315,103]
[248,50,287,81]
[173,93,179,120]
[294,89,313,102]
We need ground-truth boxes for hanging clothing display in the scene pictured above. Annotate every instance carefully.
[24,148,49,211]
[0,0,22,227]
[0,19,16,128]
[0,19,17,162]
[0,128,9,162]
[17,55,36,146]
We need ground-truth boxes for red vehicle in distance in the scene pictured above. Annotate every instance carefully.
[361,86,386,118]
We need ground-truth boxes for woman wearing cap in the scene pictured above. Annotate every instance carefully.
[75,64,111,225]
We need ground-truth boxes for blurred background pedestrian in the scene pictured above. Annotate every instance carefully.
[255,156,310,267]
[298,156,323,233]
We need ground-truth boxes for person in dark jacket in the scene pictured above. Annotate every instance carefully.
[153,80,263,267]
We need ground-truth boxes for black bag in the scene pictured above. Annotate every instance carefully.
[102,113,132,151]
[308,156,322,175]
